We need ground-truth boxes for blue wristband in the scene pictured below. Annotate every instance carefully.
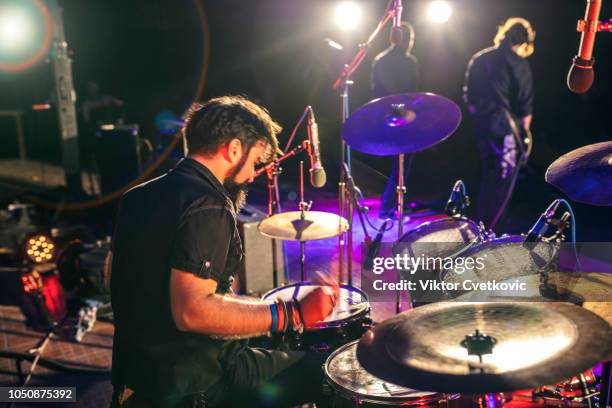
[270,303,278,333]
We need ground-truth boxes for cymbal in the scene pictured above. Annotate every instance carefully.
[453,272,612,303]
[342,93,462,156]
[545,141,612,206]
[258,211,348,241]
[357,302,611,394]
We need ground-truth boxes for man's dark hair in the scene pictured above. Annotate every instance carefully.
[182,95,282,161]
[494,18,535,56]
[390,22,415,53]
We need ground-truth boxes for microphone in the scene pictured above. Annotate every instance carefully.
[445,180,467,217]
[363,220,389,269]
[391,0,403,43]
[307,107,327,188]
[567,0,603,93]
[523,199,561,248]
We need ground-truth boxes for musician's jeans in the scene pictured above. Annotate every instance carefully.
[205,347,329,408]
[476,133,519,228]
[111,348,329,408]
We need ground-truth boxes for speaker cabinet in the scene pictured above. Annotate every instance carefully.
[235,205,284,295]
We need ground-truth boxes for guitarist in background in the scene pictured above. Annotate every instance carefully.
[463,17,535,228]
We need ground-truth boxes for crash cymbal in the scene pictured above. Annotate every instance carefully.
[545,141,612,206]
[258,211,348,241]
[357,302,611,394]
[342,93,462,156]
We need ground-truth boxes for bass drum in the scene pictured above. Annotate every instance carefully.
[392,217,485,304]
[324,340,461,407]
[441,235,558,300]
[261,283,371,352]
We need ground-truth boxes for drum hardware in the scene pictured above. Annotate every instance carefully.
[445,180,470,218]
[545,141,612,206]
[343,95,462,312]
[260,283,371,352]
[343,161,375,287]
[393,181,486,307]
[255,140,310,287]
[356,302,611,394]
[258,159,349,281]
[510,369,600,408]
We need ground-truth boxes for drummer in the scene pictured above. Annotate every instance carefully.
[371,22,420,219]
[109,95,339,407]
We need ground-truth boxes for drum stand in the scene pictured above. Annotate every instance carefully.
[343,162,372,287]
[297,161,312,282]
[265,166,283,287]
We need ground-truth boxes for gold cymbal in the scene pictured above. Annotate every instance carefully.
[357,302,610,394]
[258,211,348,241]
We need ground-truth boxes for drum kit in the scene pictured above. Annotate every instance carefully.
[252,92,611,407]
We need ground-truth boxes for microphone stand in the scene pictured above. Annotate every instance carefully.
[332,5,397,286]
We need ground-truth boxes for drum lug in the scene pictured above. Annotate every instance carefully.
[478,221,494,241]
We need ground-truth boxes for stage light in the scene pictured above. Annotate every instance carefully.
[324,38,344,51]
[25,234,56,264]
[0,0,53,72]
[334,2,362,30]
[0,6,36,54]
[427,1,452,24]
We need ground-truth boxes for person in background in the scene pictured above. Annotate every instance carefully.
[463,17,535,228]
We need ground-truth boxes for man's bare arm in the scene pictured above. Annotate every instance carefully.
[170,268,272,337]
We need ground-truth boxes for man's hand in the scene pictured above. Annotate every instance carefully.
[297,272,339,328]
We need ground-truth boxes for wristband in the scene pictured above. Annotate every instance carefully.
[270,302,278,333]
[277,299,288,333]
[292,298,305,333]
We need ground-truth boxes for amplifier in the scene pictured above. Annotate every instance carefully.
[235,205,285,296]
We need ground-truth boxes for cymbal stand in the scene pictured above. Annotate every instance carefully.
[395,154,407,313]
[343,162,371,287]
[257,141,309,286]
[332,5,396,285]
[298,161,312,282]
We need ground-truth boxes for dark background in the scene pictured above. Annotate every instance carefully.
[0,0,611,240]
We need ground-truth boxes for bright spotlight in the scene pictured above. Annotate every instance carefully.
[0,0,53,72]
[427,0,452,24]
[0,7,35,54]
[335,2,362,30]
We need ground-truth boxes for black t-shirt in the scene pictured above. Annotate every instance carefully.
[110,158,245,400]
[371,45,419,99]
[463,43,534,136]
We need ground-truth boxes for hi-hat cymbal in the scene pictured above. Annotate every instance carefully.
[357,302,610,394]
[258,211,348,241]
[545,141,612,206]
[342,93,462,156]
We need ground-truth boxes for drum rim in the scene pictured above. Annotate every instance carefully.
[392,216,482,257]
[450,234,556,259]
[324,340,460,405]
[262,282,371,329]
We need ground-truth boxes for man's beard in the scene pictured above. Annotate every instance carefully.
[223,161,249,210]
[223,178,248,210]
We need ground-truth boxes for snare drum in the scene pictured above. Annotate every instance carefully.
[442,235,558,300]
[324,340,461,407]
[261,283,371,352]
